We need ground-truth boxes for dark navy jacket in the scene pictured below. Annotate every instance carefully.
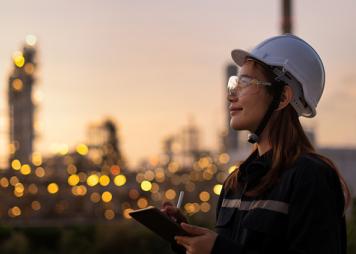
[211,150,346,254]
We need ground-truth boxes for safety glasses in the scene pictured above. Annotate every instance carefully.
[227,75,272,98]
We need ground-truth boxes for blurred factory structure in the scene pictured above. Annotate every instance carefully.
[86,119,127,170]
[8,35,38,166]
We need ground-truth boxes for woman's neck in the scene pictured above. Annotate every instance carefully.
[256,128,272,156]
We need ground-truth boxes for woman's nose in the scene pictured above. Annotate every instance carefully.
[228,94,239,103]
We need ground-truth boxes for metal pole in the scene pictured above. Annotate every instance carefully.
[282,0,293,34]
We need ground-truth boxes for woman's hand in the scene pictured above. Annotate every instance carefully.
[175,223,217,254]
[160,201,188,223]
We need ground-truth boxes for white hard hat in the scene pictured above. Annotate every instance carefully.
[231,34,325,118]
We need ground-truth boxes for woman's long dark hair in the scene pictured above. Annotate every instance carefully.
[224,61,351,210]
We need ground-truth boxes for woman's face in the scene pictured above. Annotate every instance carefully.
[229,60,273,132]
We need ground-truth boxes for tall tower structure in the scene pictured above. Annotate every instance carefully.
[8,36,38,165]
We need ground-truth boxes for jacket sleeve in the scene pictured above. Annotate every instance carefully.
[286,162,346,254]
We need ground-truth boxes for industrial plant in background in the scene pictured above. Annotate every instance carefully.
[1,28,355,225]
[8,35,38,166]
[1,38,227,224]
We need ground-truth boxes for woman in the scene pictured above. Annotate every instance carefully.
[162,34,351,254]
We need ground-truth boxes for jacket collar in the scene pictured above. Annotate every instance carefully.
[238,149,273,187]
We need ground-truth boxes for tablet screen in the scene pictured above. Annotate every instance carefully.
[129,206,189,243]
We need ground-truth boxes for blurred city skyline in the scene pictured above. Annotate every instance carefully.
[1,0,356,167]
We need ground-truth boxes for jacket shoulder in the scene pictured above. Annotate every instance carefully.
[283,153,341,195]
[292,153,335,179]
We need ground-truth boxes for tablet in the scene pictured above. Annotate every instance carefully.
[129,206,190,243]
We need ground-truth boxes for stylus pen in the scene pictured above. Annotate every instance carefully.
[176,191,184,209]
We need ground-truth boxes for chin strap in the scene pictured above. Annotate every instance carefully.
[248,83,285,144]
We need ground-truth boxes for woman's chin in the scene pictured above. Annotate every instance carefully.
[230,121,245,131]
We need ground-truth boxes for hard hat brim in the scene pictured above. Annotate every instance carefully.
[231,49,254,67]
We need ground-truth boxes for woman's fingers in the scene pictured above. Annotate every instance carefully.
[180,223,207,236]
[175,236,192,247]
[160,202,175,214]
[165,205,177,214]
[161,201,173,209]
[161,205,177,216]
[175,226,217,254]
[160,204,188,223]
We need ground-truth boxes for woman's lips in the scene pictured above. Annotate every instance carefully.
[229,107,243,115]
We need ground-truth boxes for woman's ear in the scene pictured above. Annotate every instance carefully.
[276,85,293,111]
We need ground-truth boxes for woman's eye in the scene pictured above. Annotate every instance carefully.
[239,78,250,88]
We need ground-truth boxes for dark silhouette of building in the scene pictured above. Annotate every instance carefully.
[87,119,126,170]
[181,117,201,164]
[162,135,175,165]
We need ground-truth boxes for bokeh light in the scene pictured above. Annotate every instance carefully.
[35,167,45,177]
[168,162,179,173]
[11,159,21,170]
[104,209,115,220]
[137,197,148,208]
[218,153,230,164]
[144,170,155,181]
[140,180,152,191]
[67,164,77,174]
[99,175,110,186]
[12,79,23,92]
[199,191,210,202]
[31,201,41,211]
[114,174,126,187]
[76,144,88,155]
[90,192,101,203]
[213,184,223,195]
[47,183,59,194]
[10,176,19,186]
[228,165,238,174]
[25,34,37,46]
[13,51,25,67]
[0,177,9,188]
[87,174,99,187]
[20,164,31,175]
[101,191,112,203]
[68,174,80,186]
[110,165,120,175]
[32,152,42,166]
[9,206,21,217]
[123,208,133,219]
[165,189,176,200]
[72,185,87,196]
[200,202,211,213]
